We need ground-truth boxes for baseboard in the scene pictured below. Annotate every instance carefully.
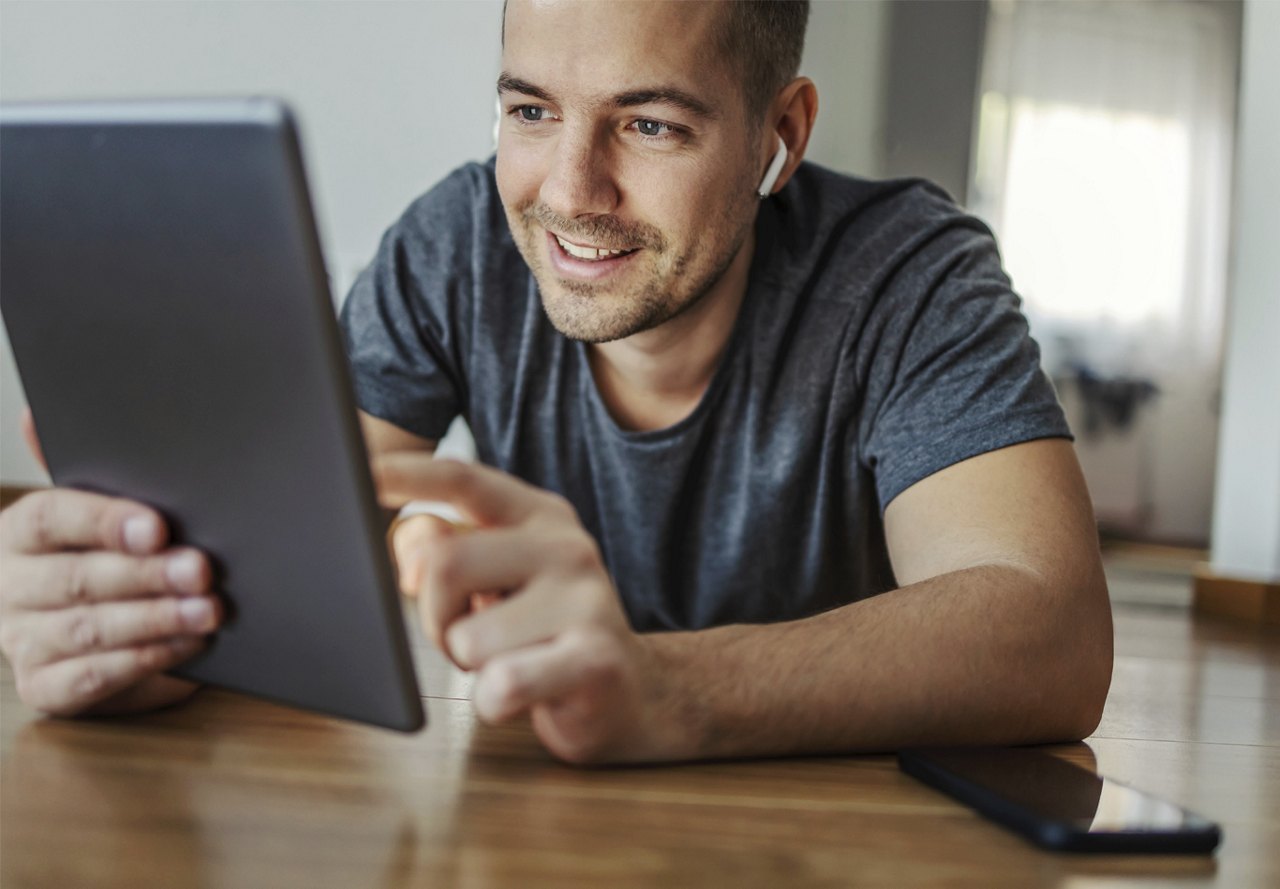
[1193,565,1280,628]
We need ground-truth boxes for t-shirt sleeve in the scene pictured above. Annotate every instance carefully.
[858,212,1072,513]
[338,167,481,442]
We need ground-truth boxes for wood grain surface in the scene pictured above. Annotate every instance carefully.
[2,605,1276,888]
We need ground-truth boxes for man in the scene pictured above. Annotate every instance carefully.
[0,0,1112,764]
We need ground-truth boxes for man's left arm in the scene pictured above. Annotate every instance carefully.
[376,437,1112,764]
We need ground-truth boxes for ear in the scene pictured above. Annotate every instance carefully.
[760,77,819,196]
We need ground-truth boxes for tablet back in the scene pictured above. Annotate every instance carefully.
[0,98,424,731]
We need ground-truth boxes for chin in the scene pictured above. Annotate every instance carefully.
[537,281,674,344]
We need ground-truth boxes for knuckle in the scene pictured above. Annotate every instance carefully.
[26,493,58,551]
[72,662,106,700]
[66,607,102,650]
[542,492,577,521]
[555,734,606,767]
[553,532,601,575]
[560,624,602,657]
[64,557,92,604]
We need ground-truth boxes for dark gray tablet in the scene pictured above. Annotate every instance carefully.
[0,98,424,732]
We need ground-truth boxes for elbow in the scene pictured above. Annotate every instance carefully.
[1018,568,1113,744]
[1052,581,1115,742]
[1029,644,1111,744]
[1062,659,1111,741]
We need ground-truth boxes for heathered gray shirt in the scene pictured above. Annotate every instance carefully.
[340,158,1071,632]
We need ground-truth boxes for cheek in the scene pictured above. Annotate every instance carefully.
[634,166,747,248]
[495,145,542,214]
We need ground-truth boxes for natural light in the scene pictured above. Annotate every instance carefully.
[993,96,1191,329]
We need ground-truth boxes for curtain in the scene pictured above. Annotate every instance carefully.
[971,0,1239,541]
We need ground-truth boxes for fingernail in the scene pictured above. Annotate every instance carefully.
[178,597,217,632]
[165,551,205,594]
[123,514,162,553]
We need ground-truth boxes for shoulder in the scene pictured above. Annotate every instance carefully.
[779,162,976,243]
[769,163,1002,307]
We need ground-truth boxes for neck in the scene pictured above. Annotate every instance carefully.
[587,228,755,432]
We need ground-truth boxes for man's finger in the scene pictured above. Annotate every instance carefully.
[373,456,546,527]
[445,575,598,670]
[391,513,459,597]
[16,595,221,669]
[472,629,608,724]
[3,549,212,610]
[413,527,575,648]
[0,489,167,555]
[18,638,205,717]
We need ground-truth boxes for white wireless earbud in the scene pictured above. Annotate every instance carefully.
[757,138,787,198]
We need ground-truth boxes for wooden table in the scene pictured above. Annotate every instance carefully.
[2,604,1276,888]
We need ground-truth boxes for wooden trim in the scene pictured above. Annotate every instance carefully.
[1193,564,1280,628]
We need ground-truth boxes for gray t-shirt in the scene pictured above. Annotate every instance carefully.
[340,158,1071,632]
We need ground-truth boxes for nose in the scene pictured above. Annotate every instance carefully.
[538,124,619,221]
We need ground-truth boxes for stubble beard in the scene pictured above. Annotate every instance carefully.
[508,195,756,345]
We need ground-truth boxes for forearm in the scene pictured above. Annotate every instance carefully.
[648,563,1113,761]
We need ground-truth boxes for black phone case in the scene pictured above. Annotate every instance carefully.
[898,748,1221,854]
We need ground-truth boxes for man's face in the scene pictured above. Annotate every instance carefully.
[496,0,762,344]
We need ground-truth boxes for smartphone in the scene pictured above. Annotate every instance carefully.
[898,747,1221,854]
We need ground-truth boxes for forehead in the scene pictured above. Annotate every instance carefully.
[502,0,737,111]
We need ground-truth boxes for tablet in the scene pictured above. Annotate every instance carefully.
[0,98,424,732]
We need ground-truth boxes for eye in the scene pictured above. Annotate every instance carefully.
[634,119,673,138]
[516,105,546,123]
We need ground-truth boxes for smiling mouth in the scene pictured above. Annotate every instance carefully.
[553,233,639,262]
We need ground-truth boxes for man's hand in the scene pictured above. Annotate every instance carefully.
[375,441,1109,764]
[376,454,692,764]
[0,408,221,717]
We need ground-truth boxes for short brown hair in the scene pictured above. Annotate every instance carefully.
[501,1,810,123]
[715,0,810,121]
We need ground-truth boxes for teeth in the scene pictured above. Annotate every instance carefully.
[555,235,629,261]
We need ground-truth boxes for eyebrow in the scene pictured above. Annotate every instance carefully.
[497,72,719,121]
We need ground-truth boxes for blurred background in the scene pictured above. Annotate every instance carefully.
[2,0,1276,609]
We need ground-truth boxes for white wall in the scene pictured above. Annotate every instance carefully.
[801,0,888,178]
[1210,0,1280,582]
[0,0,505,483]
[0,0,887,486]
